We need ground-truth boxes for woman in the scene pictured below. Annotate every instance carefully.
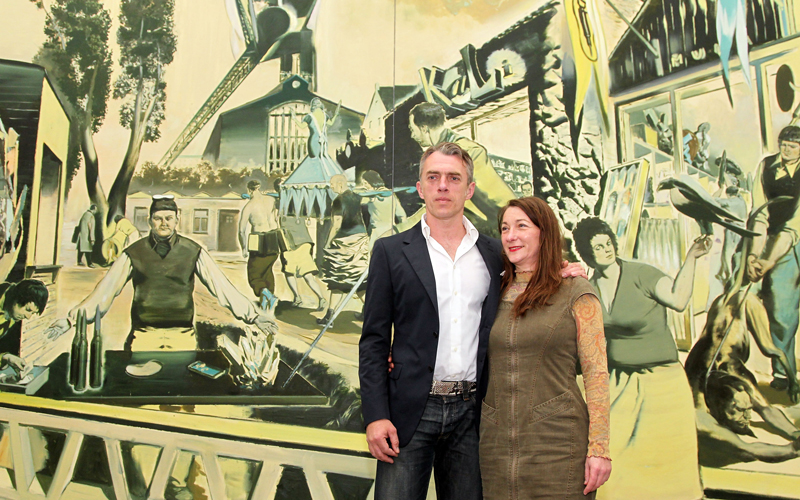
[0,279,48,376]
[0,279,49,472]
[572,217,708,500]
[290,97,341,161]
[480,197,611,499]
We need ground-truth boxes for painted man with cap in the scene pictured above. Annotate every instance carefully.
[46,196,276,349]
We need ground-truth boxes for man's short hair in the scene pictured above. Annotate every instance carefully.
[778,125,800,145]
[572,217,618,269]
[419,142,475,184]
[4,279,48,314]
[273,178,283,192]
[114,214,124,223]
[361,170,385,188]
[89,204,97,212]
[410,102,446,130]
[247,180,261,192]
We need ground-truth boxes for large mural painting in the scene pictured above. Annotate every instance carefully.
[0,0,798,498]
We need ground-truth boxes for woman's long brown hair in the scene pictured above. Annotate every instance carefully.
[499,197,563,317]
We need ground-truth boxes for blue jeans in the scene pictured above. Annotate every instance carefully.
[374,394,481,500]
[760,242,800,379]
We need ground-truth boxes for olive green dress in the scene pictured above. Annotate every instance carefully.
[480,276,599,500]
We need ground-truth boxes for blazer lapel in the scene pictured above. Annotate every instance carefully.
[475,235,502,325]
[402,223,439,315]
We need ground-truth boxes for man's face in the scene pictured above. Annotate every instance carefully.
[409,117,432,148]
[780,140,800,163]
[10,301,39,321]
[722,389,753,435]
[149,210,178,238]
[521,183,533,197]
[416,152,475,222]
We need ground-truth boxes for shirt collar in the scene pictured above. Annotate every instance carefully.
[768,155,800,176]
[149,231,178,249]
[420,213,480,245]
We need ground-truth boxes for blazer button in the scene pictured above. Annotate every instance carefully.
[428,366,433,372]
[433,331,439,338]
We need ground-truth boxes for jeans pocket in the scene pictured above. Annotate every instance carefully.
[530,391,573,423]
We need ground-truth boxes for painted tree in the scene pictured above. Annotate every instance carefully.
[32,0,176,263]
[31,0,112,190]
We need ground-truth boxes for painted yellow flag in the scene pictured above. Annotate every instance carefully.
[563,0,611,133]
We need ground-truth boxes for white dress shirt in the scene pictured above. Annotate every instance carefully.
[421,214,490,382]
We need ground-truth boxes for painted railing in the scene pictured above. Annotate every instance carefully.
[0,393,378,500]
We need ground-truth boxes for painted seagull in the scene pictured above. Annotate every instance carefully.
[658,174,759,238]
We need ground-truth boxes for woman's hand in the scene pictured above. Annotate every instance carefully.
[584,456,611,495]
[686,235,712,259]
[1,354,27,375]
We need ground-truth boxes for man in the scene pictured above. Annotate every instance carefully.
[274,179,327,310]
[696,371,800,467]
[103,214,140,264]
[358,170,407,249]
[359,142,582,499]
[747,125,800,391]
[47,196,275,350]
[239,180,281,312]
[76,205,97,267]
[408,102,516,236]
[318,174,369,325]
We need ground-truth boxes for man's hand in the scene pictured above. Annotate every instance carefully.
[366,419,399,463]
[44,318,72,340]
[561,260,588,279]
[242,249,249,259]
[387,353,394,373]
[584,456,612,495]
[1,354,27,375]
[254,313,278,337]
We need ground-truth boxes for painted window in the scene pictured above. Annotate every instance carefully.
[266,102,309,176]
[193,209,209,234]
[133,207,149,232]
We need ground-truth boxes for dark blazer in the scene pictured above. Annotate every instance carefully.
[359,222,504,447]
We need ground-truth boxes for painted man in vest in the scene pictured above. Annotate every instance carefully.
[46,196,276,350]
[747,125,800,392]
[408,102,515,237]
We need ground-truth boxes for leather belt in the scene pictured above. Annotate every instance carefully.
[430,380,477,396]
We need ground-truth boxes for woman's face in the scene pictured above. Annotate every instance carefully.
[501,206,541,272]
[589,234,616,268]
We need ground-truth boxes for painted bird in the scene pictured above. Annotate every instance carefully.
[658,175,758,237]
